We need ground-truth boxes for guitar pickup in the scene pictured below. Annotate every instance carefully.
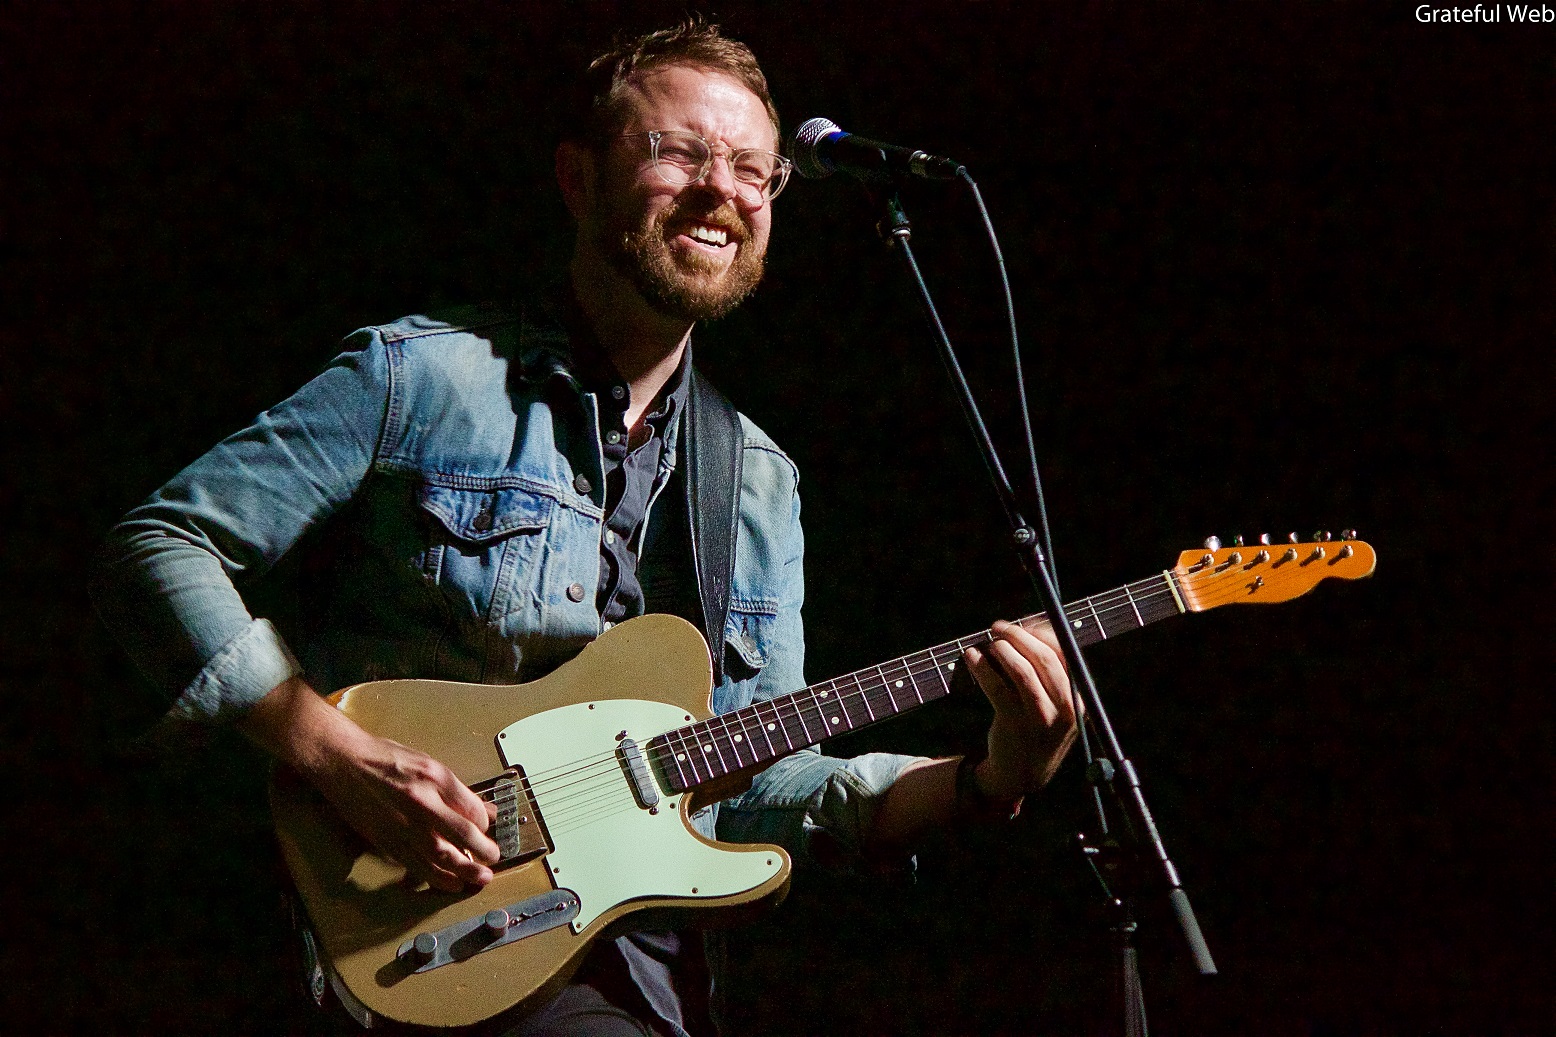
[471,769,549,868]
[617,737,660,811]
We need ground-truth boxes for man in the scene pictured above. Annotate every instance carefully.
[92,22,1079,1037]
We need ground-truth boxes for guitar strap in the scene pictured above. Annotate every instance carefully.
[684,367,743,688]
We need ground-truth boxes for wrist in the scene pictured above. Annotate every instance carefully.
[238,675,350,777]
[955,754,1024,823]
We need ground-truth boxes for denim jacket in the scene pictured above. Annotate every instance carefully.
[92,300,919,864]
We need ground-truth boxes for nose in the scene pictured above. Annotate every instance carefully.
[699,155,740,204]
[696,145,748,207]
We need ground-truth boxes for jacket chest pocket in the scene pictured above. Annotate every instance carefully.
[723,602,776,682]
[417,482,554,623]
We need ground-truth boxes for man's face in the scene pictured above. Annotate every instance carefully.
[586,65,777,323]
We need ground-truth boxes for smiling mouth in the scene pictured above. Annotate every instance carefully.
[687,224,729,247]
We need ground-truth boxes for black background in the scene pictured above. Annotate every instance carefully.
[4,2,1552,1034]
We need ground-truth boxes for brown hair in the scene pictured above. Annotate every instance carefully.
[574,18,780,142]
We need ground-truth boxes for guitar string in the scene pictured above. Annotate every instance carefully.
[473,555,1345,827]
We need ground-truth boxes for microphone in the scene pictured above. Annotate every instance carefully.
[788,117,965,182]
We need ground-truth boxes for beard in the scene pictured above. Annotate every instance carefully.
[599,198,766,323]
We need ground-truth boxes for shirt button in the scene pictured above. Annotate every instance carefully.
[567,582,587,602]
[611,384,627,401]
[604,530,616,545]
[472,509,493,533]
[602,620,614,632]
[574,473,592,496]
[605,430,622,445]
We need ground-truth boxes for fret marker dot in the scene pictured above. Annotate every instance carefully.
[677,753,686,761]
[767,723,775,731]
[1074,619,1083,628]
[830,717,840,725]
[946,662,955,671]
[703,744,712,753]
[819,690,829,699]
[734,734,743,742]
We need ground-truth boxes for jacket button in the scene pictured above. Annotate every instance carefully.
[472,509,493,533]
[574,473,592,496]
[567,583,587,603]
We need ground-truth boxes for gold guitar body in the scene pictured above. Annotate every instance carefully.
[270,615,791,1029]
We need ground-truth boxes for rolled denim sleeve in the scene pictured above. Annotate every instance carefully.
[91,329,390,724]
[717,749,923,871]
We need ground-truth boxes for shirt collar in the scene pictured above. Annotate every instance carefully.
[515,277,693,449]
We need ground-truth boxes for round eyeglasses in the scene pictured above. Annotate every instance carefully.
[625,129,792,204]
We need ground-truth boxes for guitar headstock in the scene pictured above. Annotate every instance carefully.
[1174,531,1376,612]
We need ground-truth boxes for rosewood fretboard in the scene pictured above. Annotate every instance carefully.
[646,570,1187,794]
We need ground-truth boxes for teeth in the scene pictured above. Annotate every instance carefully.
[688,225,729,247]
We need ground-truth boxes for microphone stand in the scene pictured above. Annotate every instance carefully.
[867,185,1216,1035]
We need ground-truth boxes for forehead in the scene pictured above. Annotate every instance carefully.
[612,65,777,152]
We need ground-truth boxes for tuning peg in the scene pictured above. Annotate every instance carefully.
[1203,535,1222,551]
[1233,535,1245,547]
[1341,529,1358,541]
[1259,533,1272,546]
[1312,530,1332,542]
[1287,532,1299,544]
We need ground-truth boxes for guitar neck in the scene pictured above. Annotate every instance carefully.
[647,570,1186,794]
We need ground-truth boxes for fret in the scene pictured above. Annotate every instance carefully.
[770,699,796,752]
[926,651,957,697]
[817,683,850,734]
[751,700,782,759]
[700,722,732,777]
[1086,596,1108,638]
[786,692,818,745]
[878,663,902,714]
[673,729,705,787]
[656,736,691,791]
[720,712,752,768]
[904,654,927,704]
[854,673,878,722]
[1121,583,1146,628]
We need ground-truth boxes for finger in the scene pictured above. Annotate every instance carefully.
[422,792,503,867]
[425,834,495,888]
[984,638,1063,727]
[964,645,1017,711]
[991,621,1075,721]
[992,619,1066,674]
[405,851,474,894]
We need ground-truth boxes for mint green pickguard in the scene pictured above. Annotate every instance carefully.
[498,699,785,933]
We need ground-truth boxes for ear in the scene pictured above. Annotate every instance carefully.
[555,141,597,221]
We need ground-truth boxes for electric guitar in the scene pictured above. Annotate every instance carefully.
[271,534,1375,1027]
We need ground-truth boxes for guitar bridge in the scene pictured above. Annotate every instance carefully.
[471,769,549,868]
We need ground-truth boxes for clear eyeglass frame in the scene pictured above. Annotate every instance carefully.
[624,129,792,203]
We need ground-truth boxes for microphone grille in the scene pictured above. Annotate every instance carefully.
[789,117,841,179]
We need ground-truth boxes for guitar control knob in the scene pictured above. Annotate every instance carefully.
[1203,536,1222,551]
[483,909,512,938]
[406,932,438,965]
